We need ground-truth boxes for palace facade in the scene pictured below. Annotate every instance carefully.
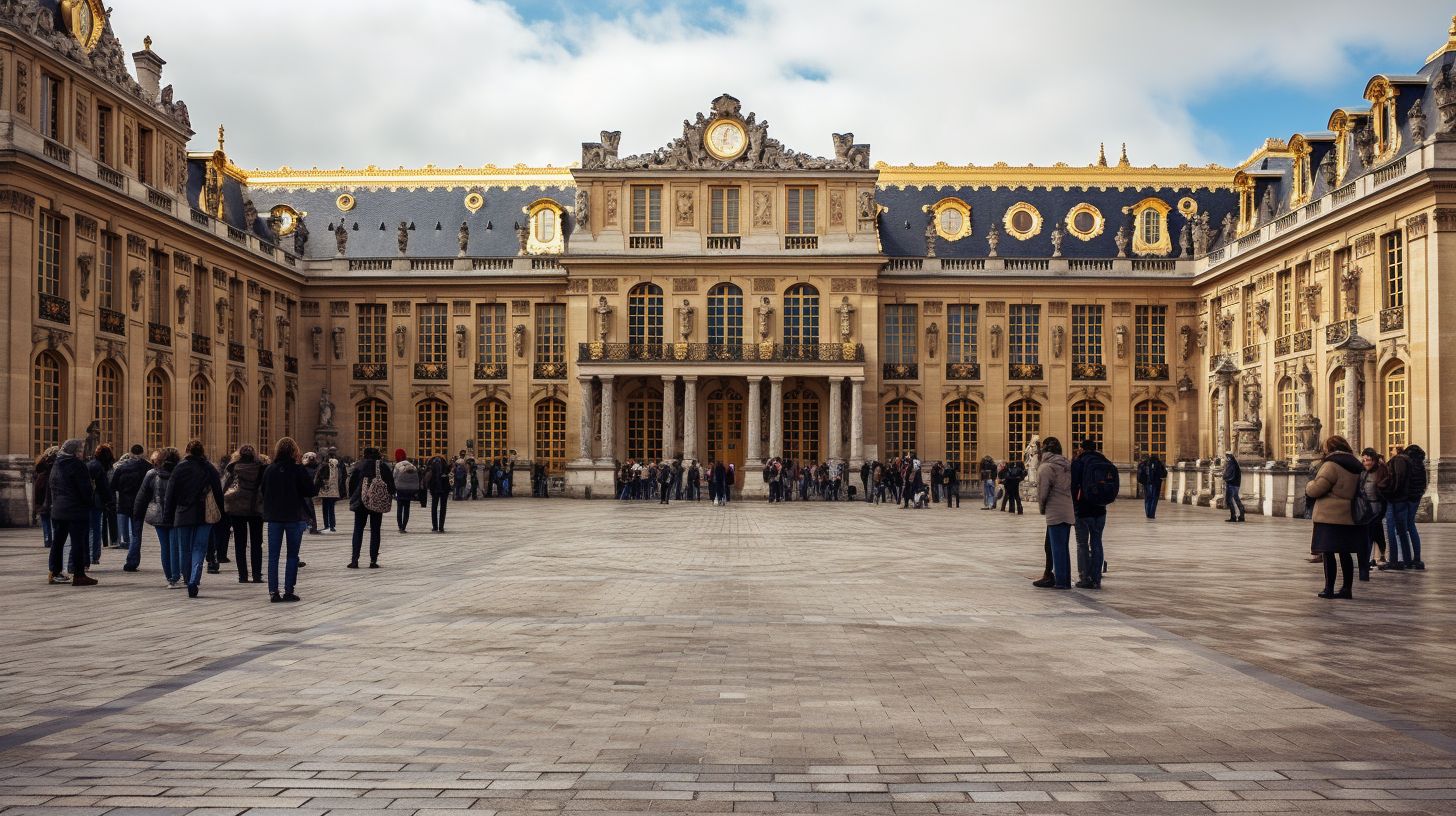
[3,0,1455,522]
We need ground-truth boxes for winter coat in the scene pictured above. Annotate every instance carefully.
[979,460,997,481]
[315,459,343,499]
[33,458,54,516]
[262,454,319,523]
[47,452,94,522]
[943,465,958,486]
[347,458,396,513]
[1070,450,1111,518]
[1222,456,1242,486]
[134,465,175,526]
[222,458,265,517]
[425,459,452,496]
[87,458,114,510]
[1036,453,1075,526]
[163,453,226,528]
[392,460,422,493]
[1305,451,1362,526]
[111,455,151,516]
[1396,445,1428,503]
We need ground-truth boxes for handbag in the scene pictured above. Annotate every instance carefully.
[204,487,222,524]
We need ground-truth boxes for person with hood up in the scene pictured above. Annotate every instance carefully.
[112,445,151,571]
[1032,437,1074,590]
[1305,436,1364,599]
[347,447,396,568]
[1383,444,1427,570]
[163,440,226,598]
[424,455,451,532]
[261,437,318,602]
[47,439,95,586]
[314,451,343,532]
[223,445,267,583]
[390,449,424,532]
[1222,453,1246,522]
[134,447,181,587]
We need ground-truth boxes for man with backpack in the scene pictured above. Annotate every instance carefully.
[1136,455,1168,520]
[389,449,424,533]
[347,447,396,569]
[1382,444,1427,570]
[1070,439,1118,589]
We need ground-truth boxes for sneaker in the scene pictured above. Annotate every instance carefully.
[47,572,66,585]
[270,592,283,603]
[369,562,380,569]
[72,575,98,587]
[168,581,183,589]
[122,565,138,572]
[1074,579,1096,589]
[187,584,198,598]
[1031,577,1056,588]
[281,592,300,602]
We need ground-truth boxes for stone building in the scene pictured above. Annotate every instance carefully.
[1,0,1452,521]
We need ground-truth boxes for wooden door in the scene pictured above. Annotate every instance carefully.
[706,386,745,486]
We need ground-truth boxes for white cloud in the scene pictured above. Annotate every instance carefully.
[109,0,1453,170]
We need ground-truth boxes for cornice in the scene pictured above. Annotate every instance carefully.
[241,163,576,191]
[1234,138,1293,172]
[874,161,1235,191]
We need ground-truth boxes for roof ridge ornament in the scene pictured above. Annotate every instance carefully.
[1117,143,1131,168]
[1096,143,1108,167]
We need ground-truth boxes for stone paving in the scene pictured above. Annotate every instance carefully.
[0,496,1452,815]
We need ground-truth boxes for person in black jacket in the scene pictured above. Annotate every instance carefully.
[86,445,114,566]
[424,455,451,532]
[1383,444,1427,570]
[1001,459,1025,514]
[112,445,151,571]
[347,448,395,569]
[1070,440,1111,589]
[163,440,226,598]
[34,447,58,561]
[1136,455,1168,520]
[261,437,318,602]
[1222,453,1245,522]
[943,462,960,509]
[48,439,96,586]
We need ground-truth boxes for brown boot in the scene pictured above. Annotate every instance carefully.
[72,574,98,586]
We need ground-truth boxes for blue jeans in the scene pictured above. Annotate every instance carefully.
[983,479,996,508]
[89,507,104,562]
[121,513,144,569]
[268,520,307,594]
[1385,501,1422,565]
[1047,523,1072,588]
[166,524,187,582]
[40,514,53,550]
[154,526,175,582]
[1143,481,1161,518]
[321,499,338,531]
[178,524,212,588]
[1225,484,1245,519]
[1075,514,1106,584]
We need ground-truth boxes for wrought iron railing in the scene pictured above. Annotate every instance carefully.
[1135,362,1169,381]
[191,334,210,355]
[147,322,171,346]
[353,362,387,380]
[39,293,70,324]
[1380,306,1405,332]
[945,361,981,380]
[1293,329,1313,353]
[414,362,449,380]
[883,362,918,380]
[228,341,246,363]
[258,349,274,369]
[578,342,866,363]
[1072,362,1107,380]
[1009,362,1044,380]
[533,361,568,379]
[475,362,508,380]
[99,307,125,335]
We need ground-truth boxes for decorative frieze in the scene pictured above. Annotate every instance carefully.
[1312,249,1331,272]
[859,278,878,293]
[74,214,97,240]
[300,301,320,317]
[672,277,698,293]
[0,189,36,216]
[1046,301,1067,316]
[1111,301,1132,316]
[1353,233,1376,258]
[591,277,618,293]
[1175,300,1199,316]
[752,277,775,293]
[329,300,350,317]
[452,300,470,316]
[986,300,1005,316]
[391,300,411,315]
[565,279,589,293]
[923,300,944,316]
[511,299,530,315]
[830,278,857,293]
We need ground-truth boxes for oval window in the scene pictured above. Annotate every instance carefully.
[1011,210,1033,233]
[1073,210,1095,234]
[939,209,963,234]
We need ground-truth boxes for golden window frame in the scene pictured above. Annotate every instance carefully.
[1002,202,1042,241]
[928,197,973,242]
[1064,203,1104,242]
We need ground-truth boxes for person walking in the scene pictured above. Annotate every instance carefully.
[425,455,451,532]
[113,445,150,571]
[163,440,226,599]
[347,447,395,569]
[34,447,59,573]
[1222,452,1246,522]
[1033,437,1074,590]
[978,456,997,510]
[1070,439,1117,590]
[315,452,342,532]
[48,439,95,586]
[1137,455,1167,520]
[1305,436,1364,599]
[302,451,322,534]
[222,445,266,584]
[943,461,960,509]
[658,461,674,505]
[390,449,423,532]
[134,447,180,587]
[86,444,115,566]
[261,437,317,603]
[1383,444,1427,570]
[452,456,468,501]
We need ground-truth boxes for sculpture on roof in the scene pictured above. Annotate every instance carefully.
[242,198,258,230]
[924,215,937,258]
[1220,213,1236,246]
[1436,64,1456,135]
[334,221,348,256]
[1354,120,1376,167]
[1259,186,1276,223]
[1113,223,1128,258]
[986,223,1000,258]
[1179,220,1192,258]
[1192,212,1210,257]
[514,221,529,255]
[294,217,309,256]
[457,221,469,255]
[1409,98,1428,143]
[574,189,589,233]
[1050,222,1064,258]
[396,221,409,255]
[1317,146,1338,187]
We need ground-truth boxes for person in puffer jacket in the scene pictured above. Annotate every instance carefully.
[112,446,152,571]
[389,449,424,533]
[134,448,181,586]
[1033,438,1075,590]
[48,439,96,586]
[223,445,267,584]
[1383,444,1427,570]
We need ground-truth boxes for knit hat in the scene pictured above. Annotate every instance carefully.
[394,448,407,462]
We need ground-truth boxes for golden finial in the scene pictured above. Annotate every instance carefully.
[1117,142,1131,168]
[217,125,225,152]
[1096,143,1108,167]
[1449,13,1455,36]
[143,35,152,51]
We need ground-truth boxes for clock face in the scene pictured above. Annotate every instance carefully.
[65,0,103,51]
[705,120,747,160]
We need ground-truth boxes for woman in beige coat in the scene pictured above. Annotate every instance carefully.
[1033,437,1075,590]
[1305,435,1363,599]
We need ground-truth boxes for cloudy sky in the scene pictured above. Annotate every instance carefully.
[110,0,1453,171]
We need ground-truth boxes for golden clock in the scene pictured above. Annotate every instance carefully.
[60,0,104,52]
[704,119,747,161]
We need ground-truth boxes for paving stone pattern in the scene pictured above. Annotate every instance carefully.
[0,498,1452,815]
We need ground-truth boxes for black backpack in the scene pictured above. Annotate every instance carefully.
[1353,470,1387,526]
[1079,457,1120,506]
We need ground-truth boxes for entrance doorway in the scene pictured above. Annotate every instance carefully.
[706,386,745,486]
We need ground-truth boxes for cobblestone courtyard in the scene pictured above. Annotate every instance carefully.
[0,498,1453,815]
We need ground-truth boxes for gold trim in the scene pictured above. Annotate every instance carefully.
[1064,203,1104,242]
[1177,197,1197,217]
[464,192,485,213]
[1233,138,1292,172]
[60,0,104,52]
[876,161,1233,191]
[525,198,564,255]
[336,193,356,212]
[1427,14,1456,64]
[927,197,972,242]
[1003,201,1043,241]
[704,119,748,161]
[1287,136,1312,209]
[269,204,303,236]
[1364,77,1402,166]
[1126,197,1172,256]
[241,163,575,190]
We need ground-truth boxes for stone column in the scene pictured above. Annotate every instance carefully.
[576,375,593,460]
[598,375,615,464]
[682,376,698,463]
[1343,356,1362,449]
[662,375,677,459]
[1216,378,1230,458]
[827,376,843,461]
[746,376,762,463]
[769,376,784,459]
[850,376,865,463]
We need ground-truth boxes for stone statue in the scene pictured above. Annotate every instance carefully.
[457,221,470,255]
[835,296,855,342]
[242,197,258,230]
[1254,298,1270,334]
[455,324,467,358]
[1179,220,1192,257]
[986,223,1000,257]
[1050,222,1063,258]
[574,189,589,232]
[1115,324,1128,359]
[677,299,695,340]
[1052,324,1065,359]
[989,324,1003,358]
[1298,362,1315,416]
[1192,212,1210,257]
[755,296,773,342]
[175,284,189,324]
[1217,311,1235,351]
[1114,223,1128,258]
[1410,98,1427,143]
[1341,264,1361,314]
[1317,148,1337,187]
[1221,213,1236,246]
[595,296,613,342]
[318,387,335,429]
[396,221,410,255]
[924,216,937,258]
[513,324,526,357]
[604,190,618,226]
[926,322,939,359]
[393,325,406,358]
[1197,319,1208,352]
[1354,121,1376,168]
[1179,325,1193,360]
[334,221,348,256]
[310,326,321,359]
[675,189,694,226]
[249,308,262,345]
[276,315,291,351]
[1435,64,1456,135]
[1302,282,1322,324]
[331,326,344,360]
[1023,436,1042,487]
[1243,374,1263,427]
[1259,186,1276,224]
[515,221,529,254]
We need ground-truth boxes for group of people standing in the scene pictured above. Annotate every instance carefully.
[856,456,959,508]
[614,459,738,505]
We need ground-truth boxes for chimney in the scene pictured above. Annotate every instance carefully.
[131,35,164,102]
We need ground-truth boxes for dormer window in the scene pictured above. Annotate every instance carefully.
[1289,136,1312,209]
[1364,77,1401,165]
[525,199,564,254]
[1235,173,1255,235]
[1128,198,1171,256]
[1327,111,1353,186]
[928,197,972,242]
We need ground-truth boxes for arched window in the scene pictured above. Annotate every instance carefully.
[783,387,820,463]
[707,283,743,347]
[475,398,509,463]
[1331,375,1347,442]
[1140,208,1160,247]
[1129,198,1172,256]
[626,387,663,461]
[1383,364,1407,454]
[416,398,449,459]
[32,351,64,456]
[258,386,273,455]
[146,370,170,450]
[1008,398,1041,462]
[94,360,122,447]
[357,398,388,456]
[1070,399,1105,453]
[628,283,664,347]
[189,376,209,444]
[1278,378,1298,461]
[944,398,978,471]
[883,398,918,460]
[226,381,244,454]
[534,398,567,474]
[783,284,820,348]
[1134,399,1169,462]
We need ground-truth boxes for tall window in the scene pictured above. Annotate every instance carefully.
[533,207,557,243]
[357,303,386,365]
[944,398,978,471]
[99,232,118,311]
[1382,231,1404,310]
[535,398,567,474]
[1384,365,1407,453]
[357,398,388,456]
[476,303,506,367]
[628,283,664,346]
[32,352,64,456]
[1331,376,1347,441]
[475,398,509,462]
[137,126,153,185]
[226,381,244,454]
[189,376,208,444]
[707,283,744,346]
[1135,305,1167,369]
[38,211,63,297]
[1278,378,1298,461]
[96,105,112,165]
[1241,284,1256,348]
[228,279,242,342]
[1134,399,1169,461]
[258,386,273,454]
[1008,399,1041,462]
[626,388,663,461]
[1071,304,1103,369]
[40,74,62,140]
[417,303,447,365]
[534,303,565,365]
[148,250,167,325]
[1070,399,1104,452]
[883,398,917,459]
[1008,304,1040,365]
[783,388,820,463]
[947,304,978,363]
[1139,207,1161,247]
[416,398,449,459]
[191,266,208,339]
[1333,250,1351,317]
[94,361,122,447]
[1278,269,1295,337]
[709,186,740,234]
[146,370,169,450]
[882,304,918,364]
[782,284,819,347]
[786,186,816,234]
[631,185,662,234]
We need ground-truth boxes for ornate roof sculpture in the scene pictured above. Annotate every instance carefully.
[580,93,871,172]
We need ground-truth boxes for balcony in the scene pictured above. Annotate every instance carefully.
[1275,334,1291,356]
[99,307,125,336]
[145,187,174,213]
[97,164,124,189]
[1325,319,1357,345]
[945,361,981,380]
[191,334,211,355]
[628,235,663,249]
[258,349,274,369]
[1381,306,1405,333]
[533,361,568,380]
[1008,362,1044,380]
[147,322,171,347]
[1242,344,1261,365]
[284,355,298,374]
[706,235,740,250]
[38,293,70,324]
[226,225,247,244]
[189,208,211,227]
[475,362,508,380]
[784,235,818,250]
[228,341,246,363]
[1293,329,1313,353]
[42,138,71,165]
[579,342,866,364]
[1072,362,1107,381]
[414,362,449,380]
[1135,362,1169,381]
[353,362,388,381]
[883,362,918,380]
